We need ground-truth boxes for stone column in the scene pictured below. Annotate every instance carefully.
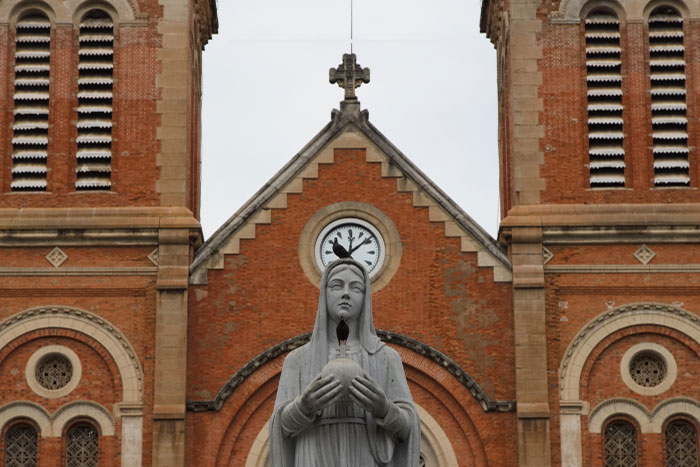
[152,229,191,467]
[511,227,551,466]
[119,403,144,467]
[560,402,584,467]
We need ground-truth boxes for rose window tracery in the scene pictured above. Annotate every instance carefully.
[35,354,73,390]
[629,352,666,387]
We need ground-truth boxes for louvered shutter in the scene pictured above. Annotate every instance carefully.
[585,12,625,187]
[76,11,113,190]
[648,7,689,186]
[11,13,51,191]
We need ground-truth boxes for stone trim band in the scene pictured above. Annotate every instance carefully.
[186,330,515,413]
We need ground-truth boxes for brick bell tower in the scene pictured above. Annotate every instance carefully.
[0,0,215,466]
[482,0,700,464]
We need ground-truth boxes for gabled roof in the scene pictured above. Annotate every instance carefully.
[190,102,511,284]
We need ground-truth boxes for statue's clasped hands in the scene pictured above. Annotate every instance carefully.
[349,374,390,418]
[299,374,342,416]
[299,373,391,419]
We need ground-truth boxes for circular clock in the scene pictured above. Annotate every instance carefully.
[315,218,386,278]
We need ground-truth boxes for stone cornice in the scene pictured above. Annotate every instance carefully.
[500,204,700,245]
[501,203,700,227]
[0,207,202,246]
[186,330,515,414]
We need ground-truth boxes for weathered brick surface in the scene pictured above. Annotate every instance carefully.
[0,272,158,467]
[539,20,700,203]
[0,5,175,209]
[545,267,700,466]
[186,149,517,465]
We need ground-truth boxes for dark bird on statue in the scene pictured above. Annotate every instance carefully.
[336,317,350,345]
[332,238,352,259]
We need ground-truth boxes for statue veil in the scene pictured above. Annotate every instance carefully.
[303,258,383,390]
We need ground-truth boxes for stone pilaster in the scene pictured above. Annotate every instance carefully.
[156,0,192,208]
[508,0,545,206]
[153,228,191,467]
[511,227,551,466]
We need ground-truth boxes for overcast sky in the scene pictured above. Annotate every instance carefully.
[200,1,499,240]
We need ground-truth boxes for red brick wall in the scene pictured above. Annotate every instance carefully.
[186,148,516,465]
[0,0,203,212]
[537,19,700,203]
[544,251,700,466]
[0,267,158,467]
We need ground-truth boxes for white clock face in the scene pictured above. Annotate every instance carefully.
[315,218,386,278]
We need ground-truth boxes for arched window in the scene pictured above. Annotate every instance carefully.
[584,10,625,187]
[665,420,698,466]
[66,423,98,467]
[5,423,38,467]
[75,9,114,191]
[605,420,637,467]
[11,12,51,191]
[648,6,688,187]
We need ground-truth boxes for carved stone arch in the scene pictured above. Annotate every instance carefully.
[3,0,57,25]
[559,302,700,402]
[589,398,652,433]
[651,398,700,433]
[70,0,146,26]
[643,0,690,21]
[554,0,628,22]
[0,306,143,404]
[0,307,144,466]
[558,302,700,467]
[200,336,513,466]
[587,397,700,435]
[1,0,144,25]
[242,404,460,467]
[51,400,115,437]
[414,404,459,467]
[0,401,52,438]
[72,1,120,27]
[579,0,626,21]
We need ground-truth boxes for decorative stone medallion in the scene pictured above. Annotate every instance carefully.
[542,246,554,265]
[148,248,159,266]
[634,245,656,265]
[45,247,68,268]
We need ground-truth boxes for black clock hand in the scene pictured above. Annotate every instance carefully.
[349,238,371,255]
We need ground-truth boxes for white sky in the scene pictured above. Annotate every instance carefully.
[200,1,499,240]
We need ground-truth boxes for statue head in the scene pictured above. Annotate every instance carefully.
[325,261,365,326]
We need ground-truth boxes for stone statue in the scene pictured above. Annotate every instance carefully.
[269,258,421,466]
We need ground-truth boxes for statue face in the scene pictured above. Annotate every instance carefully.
[325,265,365,324]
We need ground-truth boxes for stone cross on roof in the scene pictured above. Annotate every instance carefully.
[329,53,370,101]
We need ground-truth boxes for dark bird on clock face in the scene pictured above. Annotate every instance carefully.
[332,238,352,259]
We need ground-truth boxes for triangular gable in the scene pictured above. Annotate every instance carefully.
[190,106,511,285]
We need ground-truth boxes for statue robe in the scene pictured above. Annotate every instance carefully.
[269,258,421,467]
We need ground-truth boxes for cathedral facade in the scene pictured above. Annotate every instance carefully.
[0,0,699,466]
